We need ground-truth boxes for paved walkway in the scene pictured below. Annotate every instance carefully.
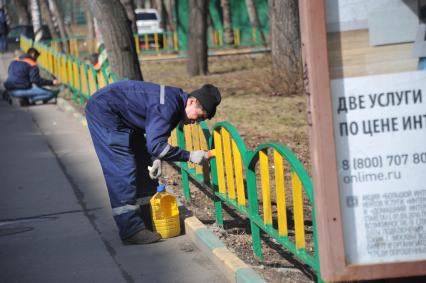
[0,53,225,283]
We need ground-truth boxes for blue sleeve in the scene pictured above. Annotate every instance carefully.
[145,105,190,162]
[29,66,53,86]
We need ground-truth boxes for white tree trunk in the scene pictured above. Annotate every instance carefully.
[31,0,43,42]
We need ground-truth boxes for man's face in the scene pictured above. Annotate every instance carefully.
[184,98,208,125]
[30,52,39,61]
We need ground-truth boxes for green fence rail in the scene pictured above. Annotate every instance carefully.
[169,121,321,281]
[21,35,321,282]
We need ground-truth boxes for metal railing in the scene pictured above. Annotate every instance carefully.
[169,121,321,281]
[21,36,117,105]
[33,27,269,60]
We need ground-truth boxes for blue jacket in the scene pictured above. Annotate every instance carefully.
[85,80,190,162]
[4,54,53,91]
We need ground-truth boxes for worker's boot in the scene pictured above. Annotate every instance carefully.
[122,229,161,245]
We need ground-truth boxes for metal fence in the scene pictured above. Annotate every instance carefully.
[169,121,321,281]
[35,27,268,60]
[21,36,117,105]
[21,36,321,281]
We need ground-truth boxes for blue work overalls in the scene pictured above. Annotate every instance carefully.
[85,80,190,239]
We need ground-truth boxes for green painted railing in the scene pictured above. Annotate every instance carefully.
[171,121,322,281]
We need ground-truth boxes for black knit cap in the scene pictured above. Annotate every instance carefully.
[27,47,40,58]
[189,84,221,119]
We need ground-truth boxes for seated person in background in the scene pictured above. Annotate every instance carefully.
[4,47,61,104]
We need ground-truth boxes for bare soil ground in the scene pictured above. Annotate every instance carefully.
[142,54,316,282]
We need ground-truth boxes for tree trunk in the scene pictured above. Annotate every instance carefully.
[88,0,143,81]
[270,0,302,95]
[40,0,60,39]
[187,0,208,76]
[120,0,137,33]
[134,0,144,9]
[245,0,266,46]
[154,0,164,29]
[30,0,43,42]
[84,2,96,39]
[82,0,96,53]
[49,0,69,53]
[221,0,233,45]
[164,0,176,32]
[14,0,31,25]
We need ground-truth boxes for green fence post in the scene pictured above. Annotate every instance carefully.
[177,123,191,201]
[246,150,263,259]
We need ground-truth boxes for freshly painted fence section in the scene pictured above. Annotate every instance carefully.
[174,121,321,280]
[20,36,117,105]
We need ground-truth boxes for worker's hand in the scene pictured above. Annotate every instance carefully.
[148,159,162,179]
[189,150,209,165]
[52,79,61,86]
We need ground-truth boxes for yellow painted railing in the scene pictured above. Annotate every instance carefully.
[20,36,117,105]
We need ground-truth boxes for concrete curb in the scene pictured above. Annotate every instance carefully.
[185,217,266,283]
[55,96,266,283]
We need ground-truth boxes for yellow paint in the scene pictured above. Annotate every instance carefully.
[66,59,72,86]
[97,73,105,88]
[292,172,305,249]
[192,125,202,174]
[73,61,79,90]
[235,28,240,46]
[88,69,97,95]
[184,125,194,169]
[222,129,235,200]
[259,150,272,225]
[274,150,288,236]
[214,130,226,194]
[144,34,149,49]
[154,33,159,51]
[198,126,208,151]
[169,129,177,147]
[232,139,245,206]
[173,32,178,50]
[252,28,257,45]
[135,34,140,54]
[80,64,89,97]
[219,30,223,46]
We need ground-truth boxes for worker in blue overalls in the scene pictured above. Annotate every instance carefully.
[85,81,221,245]
[4,48,61,104]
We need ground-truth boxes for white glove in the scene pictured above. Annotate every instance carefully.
[148,159,162,179]
[189,150,209,165]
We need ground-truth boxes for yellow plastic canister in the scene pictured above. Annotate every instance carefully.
[150,184,181,238]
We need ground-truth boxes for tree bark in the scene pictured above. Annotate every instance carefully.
[187,0,208,76]
[245,0,266,46]
[163,0,176,32]
[270,0,302,95]
[120,0,137,33]
[40,0,60,40]
[84,2,96,39]
[30,0,43,42]
[221,0,233,45]
[154,0,164,29]
[88,0,143,81]
[49,0,69,53]
[14,0,31,25]
[134,0,144,9]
